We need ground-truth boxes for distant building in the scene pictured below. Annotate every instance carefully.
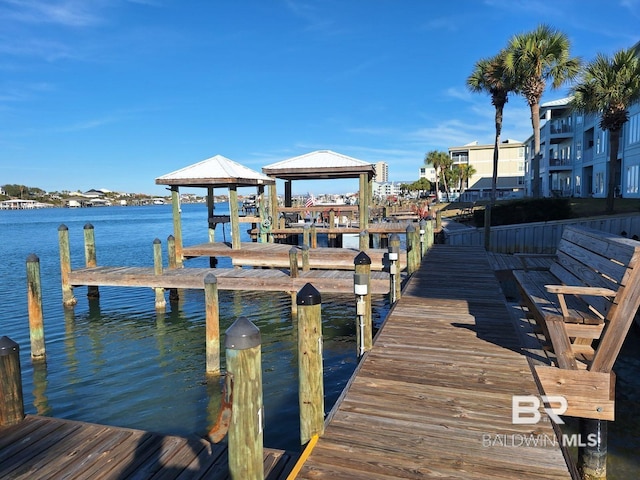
[448,140,526,202]
[372,181,404,199]
[419,166,437,183]
[374,162,389,182]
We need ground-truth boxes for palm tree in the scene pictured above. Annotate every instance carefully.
[570,48,640,214]
[467,50,517,205]
[456,163,477,195]
[505,24,581,198]
[424,150,449,203]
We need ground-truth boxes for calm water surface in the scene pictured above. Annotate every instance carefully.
[0,203,389,453]
[1,204,638,478]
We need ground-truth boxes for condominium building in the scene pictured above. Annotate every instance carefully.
[522,95,640,199]
[374,161,389,182]
[447,140,526,202]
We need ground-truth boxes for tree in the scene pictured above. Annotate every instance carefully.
[410,177,431,198]
[505,24,581,198]
[424,150,450,203]
[570,48,640,214]
[456,163,477,195]
[467,50,517,205]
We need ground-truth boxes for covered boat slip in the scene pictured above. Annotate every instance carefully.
[296,245,573,479]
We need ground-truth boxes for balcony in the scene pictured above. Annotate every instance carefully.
[548,157,573,170]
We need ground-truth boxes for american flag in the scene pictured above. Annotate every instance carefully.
[305,194,315,208]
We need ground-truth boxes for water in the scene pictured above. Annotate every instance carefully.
[0,203,389,452]
[1,205,638,477]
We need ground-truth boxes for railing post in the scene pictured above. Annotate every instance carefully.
[578,419,607,480]
[296,283,324,444]
[0,337,24,426]
[26,254,46,360]
[204,273,220,375]
[225,317,263,480]
[406,224,418,275]
[58,224,77,307]
[354,252,372,357]
[83,223,99,299]
[388,234,401,303]
[153,239,166,310]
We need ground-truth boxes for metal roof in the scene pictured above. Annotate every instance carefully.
[262,150,376,180]
[155,155,275,188]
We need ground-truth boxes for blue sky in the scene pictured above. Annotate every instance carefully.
[1,0,640,196]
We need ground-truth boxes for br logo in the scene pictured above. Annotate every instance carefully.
[512,395,568,424]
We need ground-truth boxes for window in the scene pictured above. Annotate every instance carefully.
[596,130,608,154]
[575,175,581,195]
[628,113,640,145]
[627,165,639,194]
[576,140,582,161]
[595,172,605,194]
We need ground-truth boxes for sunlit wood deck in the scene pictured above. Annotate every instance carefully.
[68,266,394,295]
[295,245,573,479]
[0,415,295,479]
[182,242,407,271]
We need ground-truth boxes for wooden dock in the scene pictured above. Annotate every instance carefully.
[295,245,574,479]
[182,242,407,271]
[68,266,394,295]
[0,415,295,479]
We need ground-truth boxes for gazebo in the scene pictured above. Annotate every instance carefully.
[262,150,376,230]
[155,155,275,262]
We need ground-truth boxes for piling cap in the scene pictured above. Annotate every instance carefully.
[354,251,371,265]
[58,224,68,231]
[289,247,298,254]
[225,317,261,350]
[26,253,40,263]
[204,273,217,285]
[153,238,161,244]
[406,224,416,232]
[0,336,19,356]
[297,283,321,305]
[84,223,94,230]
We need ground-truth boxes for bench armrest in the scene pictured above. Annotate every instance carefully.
[545,285,617,297]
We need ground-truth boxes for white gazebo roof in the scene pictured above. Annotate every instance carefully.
[262,150,376,180]
[155,155,275,188]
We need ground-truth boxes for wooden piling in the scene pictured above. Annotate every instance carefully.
[289,247,299,279]
[153,239,166,310]
[83,223,99,299]
[389,234,401,302]
[406,224,418,275]
[204,274,220,375]
[26,254,46,360]
[301,245,310,272]
[225,317,264,480]
[296,284,324,444]
[425,218,434,249]
[58,224,77,307]
[354,252,372,356]
[359,230,369,251]
[0,337,24,426]
[419,220,427,258]
[170,186,183,267]
[435,209,442,230]
[578,419,607,480]
[229,186,241,250]
[303,225,310,247]
[310,224,317,249]
[484,204,492,250]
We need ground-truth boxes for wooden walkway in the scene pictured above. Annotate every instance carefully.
[182,242,407,271]
[295,245,573,479]
[0,415,295,479]
[68,266,393,295]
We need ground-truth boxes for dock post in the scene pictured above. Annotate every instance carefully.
[204,273,220,375]
[310,224,317,249]
[296,284,324,444]
[225,317,263,480]
[425,219,434,250]
[388,234,401,303]
[0,337,24,426]
[58,224,77,307]
[170,187,184,267]
[83,223,99,299]
[153,239,166,311]
[406,224,418,274]
[289,247,299,279]
[167,235,179,303]
[354,252,372,356]
[26,254,46,360]
[301,245,310,272]
[303,225,310,247]
[578,419,607,480]
[435,209,442,230]
[419,219,427,258]
[359,230,369,251]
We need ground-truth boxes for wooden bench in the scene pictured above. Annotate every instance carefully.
[512,225,640,420]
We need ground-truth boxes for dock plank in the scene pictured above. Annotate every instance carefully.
[296,245,573,479]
